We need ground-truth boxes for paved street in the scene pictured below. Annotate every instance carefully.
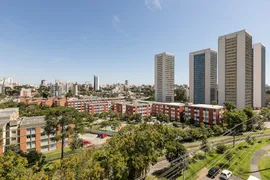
[250,144,270,179]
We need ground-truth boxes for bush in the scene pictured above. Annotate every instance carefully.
[258,140,262,143]
[173,122,181,128]
[216,144,227,154]
[218,163,229,169]
[193,153,205,160]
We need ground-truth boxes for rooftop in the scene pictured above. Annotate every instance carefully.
[0,108,19,118]
[21,116,45,126]
[219,29,252,38]
[187,104,224,109]
[190,48,217,55]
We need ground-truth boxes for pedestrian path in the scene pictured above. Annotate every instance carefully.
[250,144,270,179]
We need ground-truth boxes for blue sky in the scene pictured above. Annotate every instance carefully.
[0,0,269,85]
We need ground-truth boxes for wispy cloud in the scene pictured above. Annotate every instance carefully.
[112,15,129,37]
[4,18,19,28]
[145,0,162,10]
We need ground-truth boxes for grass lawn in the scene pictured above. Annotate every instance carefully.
[259,154,270,180]
[177,139,270,180]
[44,147,72,161]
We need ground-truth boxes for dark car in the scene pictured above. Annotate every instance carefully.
[207,168,220,178]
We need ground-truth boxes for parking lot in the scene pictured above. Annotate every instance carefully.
[197,168,243,180]
[79,133,110,145]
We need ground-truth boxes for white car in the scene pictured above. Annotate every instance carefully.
[220,170,232,180]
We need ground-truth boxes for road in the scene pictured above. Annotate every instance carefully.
[250,144,270,179]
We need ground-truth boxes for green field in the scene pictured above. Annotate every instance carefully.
[177,139,270,180]
[259,154,270,180]
[44,147,72,162]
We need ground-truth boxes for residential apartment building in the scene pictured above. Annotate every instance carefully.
[189,49,217,104]
[155,52,175,102]
[20,97,67,107]
[0,109,71,154]
[185,104,224,126]
[125,103,150,117]
[111,102,127,115]
[218,30,253,109]
[19,116,70,153]
[94,76,100,91]
[253,43,266,109]
[67,97,125,112]
[84,102,110,115]
[20,88,32,97]
[151,102,185,121]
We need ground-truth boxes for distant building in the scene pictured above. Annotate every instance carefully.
[218,30,253,109]
[189,49,217,104]
[84,102,110,115]
[125,80,129,86]
[94,76,100,91]
[253,43,266,109]
[20,88,32,97]
[72,83,79,96]
[155,52,175,102]
[41,80,47,86]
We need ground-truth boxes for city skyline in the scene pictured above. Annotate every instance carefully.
[0,0,269,85]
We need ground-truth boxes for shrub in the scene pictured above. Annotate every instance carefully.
[258,140,262,143]
[216,144,227,154]
[218,163,229,169]
[193,153,205,160]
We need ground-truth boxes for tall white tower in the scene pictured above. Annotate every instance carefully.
[155,52,175,102]
[253,43,266,109]
[94,76,100,91]
[218,30,253,109]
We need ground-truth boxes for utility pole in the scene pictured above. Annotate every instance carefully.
[233,130,236,148]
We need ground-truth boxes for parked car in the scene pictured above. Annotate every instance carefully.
[207,167,220,178]
[220,170,232,180]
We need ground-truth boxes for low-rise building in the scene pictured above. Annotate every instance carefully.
[19,97,67,107]
[19,116,70,153]
[111,102,127,115]
[126,102,150,117]
[0,109,70,154]
[67,97,125,112]
[20,88,32,97]
[185,103,224,126]
[84,102,110,115]
[151,102,185,121]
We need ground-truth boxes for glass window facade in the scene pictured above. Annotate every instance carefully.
[194,53,205,104]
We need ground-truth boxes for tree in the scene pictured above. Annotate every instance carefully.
[110,120,121,131]
[70,133,84,151]
[223,102,236,112]
[165,141,187,163]
[65,90,73,98]
[243,107,255,119]
[25,150,46,168]
[212,124,224,136]
[224,110,248,131]
[216,144,227,154]
[245,135,254,145]
[174,88,188,102]
[201,136,211,156]
[44,107,78,159]
[0,150,47,179]
[211,101,217,105]
[100,120,110,130]
[132,114,143,123]
[225,152,233,163]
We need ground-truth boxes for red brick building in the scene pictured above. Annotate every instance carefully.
[19,97,67,107]
[84,102,110,115]
[125,103,150,117]
[67,97,125,112]
[185,104,225,126]
[151,102,185,121]
[111,102,127,115]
